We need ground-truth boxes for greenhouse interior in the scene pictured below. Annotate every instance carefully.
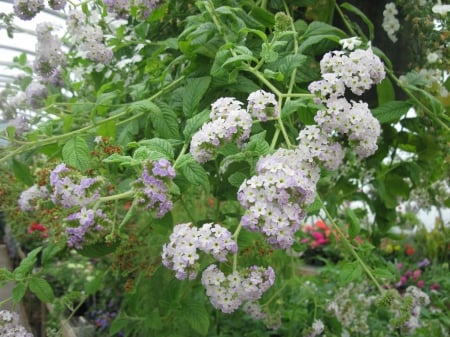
[0,0,449,336]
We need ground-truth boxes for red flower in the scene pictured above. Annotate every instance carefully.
[405,243,414,255]
[28,222,48,238]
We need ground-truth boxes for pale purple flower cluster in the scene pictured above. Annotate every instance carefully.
[33,22,65,80]
[190,97,252,163]
[201,264,275,313]
[66,207,109,249]
[132,159,175,217]
[161,222,237,280]
[314,98,380,158]
[18,184,49,211]
[13,0,44,20]
[49,163,101,208]
[6,116,30,137]
[308,47,385,158]
[0,309,33,337]
[311,49,385,97]
[25,81,47,109]
[13,0,65,20]
[247,90,279,121]
[103,0,160,19]
[66,10,113,64]
[238,148,319,249]
[297,125,344,171]
[47,0,66,10]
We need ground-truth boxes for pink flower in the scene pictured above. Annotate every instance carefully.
[412,269,422,279]
[430,283,440,291]
[417,280,424,288]
[397,262,403,270]
[400,275,407,284]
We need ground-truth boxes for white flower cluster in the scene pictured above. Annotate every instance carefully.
[190,97,252,163]
[304,319,325,337]
[25,81,48,109]
[0,310,33,337]
[308,47,385,158]
[191,90,279,163]
[399,68,448,98]
[238,147,320,249]
[247,90,279,121]
[33,22,65,81]
[161,222,238,280]
[66,10,113,64]
[13,0,66,20]
[13,0,44,20]
[382,2,400,43]
[391,286,430,334]
[201,264,275,314]
[18,184,49,211]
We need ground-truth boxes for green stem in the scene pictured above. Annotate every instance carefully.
[99,190,135,203]
[318,196,384,294]
[231,223,242,271]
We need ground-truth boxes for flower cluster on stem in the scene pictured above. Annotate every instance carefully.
[161,222,237,280]
[132,159,175,218]
[201,264,275,314]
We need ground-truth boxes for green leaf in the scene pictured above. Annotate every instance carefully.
[29,277,54,303]
[133,147,167,162]
[85,272,104,295]
[340,2,374,40]
[41,241,66,265]
[117,120,140,147]
[110,317,129,336]
[345,208,361,239]
[228,172,247,187]
[372,268,395,281]
[12,282,27,304]
[138,138,174,160]
[376,78,395,106]
[14,247,42,279]
[0,268,14,282]
[183,77,211,117]
[301,21,345,39]
[148,308,163,330]
[339,261,363,283]
[97,120,117,138]
[12,159,34,186]
[152,102,180,139]
[372,101,412,124]
[183,109,210,140]
[62,136,91,172]
[78,241,120,258]
[103,153,137,167]
[298,34,341,54]
[182,300,210,336]
[176,154,210,194]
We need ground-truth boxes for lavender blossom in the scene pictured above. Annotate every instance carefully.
[247,90,279,121]
[66,207,109,249]
[190,100,252,163]
[25,81,47,109]
[49,163,102,208]
[13,0,44,20]
[132,159,175,217]
[47,0,66,10]
[161,223,237,280]
[201,264,275,314]
[34,22,65,80]
[18,184,49,211]
[0,309,33,337]
[238,148,319,249]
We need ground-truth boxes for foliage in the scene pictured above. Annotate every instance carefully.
[0,0,449,336]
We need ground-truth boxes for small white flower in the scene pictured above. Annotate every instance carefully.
[426,52,439,63]
[339,37,362,50]
[432,3,450,15]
